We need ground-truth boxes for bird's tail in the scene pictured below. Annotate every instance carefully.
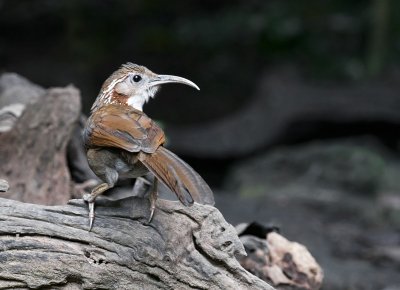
[138,146,214,206]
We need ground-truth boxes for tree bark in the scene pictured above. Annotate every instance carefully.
[0,196,274,290]
[0,73,81,205]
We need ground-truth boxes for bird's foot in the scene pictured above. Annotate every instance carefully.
[82,182,111,231]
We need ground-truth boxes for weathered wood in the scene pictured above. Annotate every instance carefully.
[0,180,8,192]
[0,197,274,289]
[0,73,80,205]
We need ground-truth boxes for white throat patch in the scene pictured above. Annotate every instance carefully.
[127,95,146,111]
[126,86,159,111]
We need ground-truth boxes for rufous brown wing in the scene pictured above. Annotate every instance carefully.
[84,104,165,153]
[84,103,214,206]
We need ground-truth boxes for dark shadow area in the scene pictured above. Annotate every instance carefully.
[281,120,400,150]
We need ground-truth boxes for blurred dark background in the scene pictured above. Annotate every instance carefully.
[1,1,400,289]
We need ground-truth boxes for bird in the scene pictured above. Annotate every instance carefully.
[82,62,214,230]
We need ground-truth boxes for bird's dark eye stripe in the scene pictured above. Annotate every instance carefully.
[132,74,142,82]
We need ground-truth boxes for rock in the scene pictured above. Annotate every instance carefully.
[265,232,323,290]
[236,222,323,290]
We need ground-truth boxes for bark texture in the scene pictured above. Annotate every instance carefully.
[0,197,274,290]
[0,73,81,204]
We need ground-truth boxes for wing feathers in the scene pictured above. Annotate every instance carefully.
[138,147,214,206]
[84,104,165,153]
[84,104,214,206]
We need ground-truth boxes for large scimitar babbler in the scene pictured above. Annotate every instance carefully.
[83,63,214,230]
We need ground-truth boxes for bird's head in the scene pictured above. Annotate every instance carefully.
[91,62,199,112]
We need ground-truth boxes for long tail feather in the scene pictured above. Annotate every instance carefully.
[138,147,214,206]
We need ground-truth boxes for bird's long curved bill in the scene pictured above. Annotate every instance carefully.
[150,75,200,90]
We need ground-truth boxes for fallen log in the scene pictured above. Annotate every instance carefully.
[0,196,274,290]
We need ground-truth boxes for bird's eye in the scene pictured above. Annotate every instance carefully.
[132,74,142,82]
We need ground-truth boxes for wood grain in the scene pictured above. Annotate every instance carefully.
[0,197,274,290]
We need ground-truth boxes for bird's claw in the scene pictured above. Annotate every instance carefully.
[83,193,95,231]
[147,205,155,224]
[147,185,158,224]
[82,183,111,231]
[88,201,95,231]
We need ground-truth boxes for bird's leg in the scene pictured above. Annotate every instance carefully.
[148,178,158,223]
[73,179,99,198]
[82,169,118,231]
[83,182,112,231]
